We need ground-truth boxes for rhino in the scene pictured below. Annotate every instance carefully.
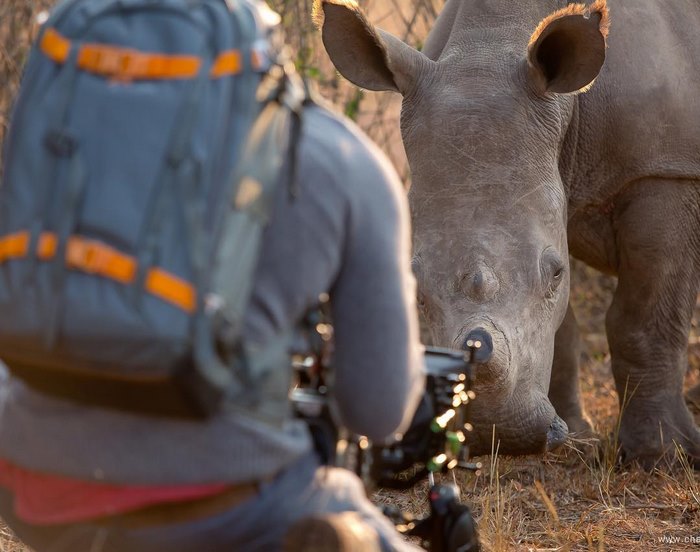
[315,0,700,465]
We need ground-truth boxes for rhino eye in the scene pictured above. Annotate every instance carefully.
[545,263,564,295]
[541,250,565,298]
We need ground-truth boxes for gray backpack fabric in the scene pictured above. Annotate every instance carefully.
[0,0,304,419]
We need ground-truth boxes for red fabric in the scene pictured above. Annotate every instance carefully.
[0,458,229,525]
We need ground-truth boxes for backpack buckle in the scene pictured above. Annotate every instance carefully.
[66,238,111,275]
[84,47,150,81]
[117,52,151,81]
[89,48,123,77]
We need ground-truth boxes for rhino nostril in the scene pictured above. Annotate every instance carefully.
[462,328,493,363]
[545,416,569,451]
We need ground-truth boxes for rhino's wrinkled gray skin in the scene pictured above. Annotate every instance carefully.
[317,0,700,465]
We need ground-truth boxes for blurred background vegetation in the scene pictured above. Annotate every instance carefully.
[0,0,52,154]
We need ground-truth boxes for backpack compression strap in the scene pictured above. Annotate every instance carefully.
[39,28,267,81]
[0,231,195,313]
[191,67,308,422]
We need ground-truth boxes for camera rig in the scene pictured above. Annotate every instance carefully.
[290,303,491,552]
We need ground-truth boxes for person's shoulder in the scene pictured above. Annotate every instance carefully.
[301,103,368,153]
[299,103,404,204]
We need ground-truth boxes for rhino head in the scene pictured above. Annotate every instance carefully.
[316,0,609,455]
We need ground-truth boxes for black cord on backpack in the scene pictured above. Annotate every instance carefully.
[287,106,303,200]
[286,74,320,201]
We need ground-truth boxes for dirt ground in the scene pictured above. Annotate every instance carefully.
[1,1,700,551]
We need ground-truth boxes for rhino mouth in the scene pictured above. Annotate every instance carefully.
[467,397,568,456]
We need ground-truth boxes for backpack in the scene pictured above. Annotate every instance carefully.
[0,0,305,422]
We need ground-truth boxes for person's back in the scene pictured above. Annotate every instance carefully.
[0,87,425,551]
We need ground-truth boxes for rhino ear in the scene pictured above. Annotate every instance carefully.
[313,0,425,94]
[527,0,609,94]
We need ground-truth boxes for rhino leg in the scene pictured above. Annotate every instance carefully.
[687,382,700,411]
[606,178,700,468]
[549,303,593,436]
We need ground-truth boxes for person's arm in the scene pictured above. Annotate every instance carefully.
[329,140,424,443]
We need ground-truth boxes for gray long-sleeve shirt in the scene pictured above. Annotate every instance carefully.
[0,105,424,485]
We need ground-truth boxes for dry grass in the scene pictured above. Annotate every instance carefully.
[0,525,29,552]
[463,357,700,552]
[2,2,700,551]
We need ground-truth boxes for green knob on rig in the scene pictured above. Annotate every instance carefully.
[427,453,447,473]
[446,431,463,455]
[430,409,456,432]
